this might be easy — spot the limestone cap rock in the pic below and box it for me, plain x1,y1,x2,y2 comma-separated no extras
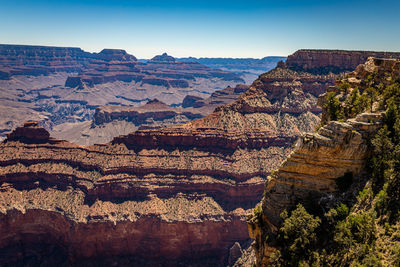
6,122,50,143
150,53,176,62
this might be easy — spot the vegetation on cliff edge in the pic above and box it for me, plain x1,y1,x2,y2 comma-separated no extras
266,68,400,266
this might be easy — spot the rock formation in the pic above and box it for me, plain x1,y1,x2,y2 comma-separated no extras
96,48,138,62
247,57,400,266
182,95,205,108
6,121,50,143
286,49,400,74
150,52,176,62
92,99,203,127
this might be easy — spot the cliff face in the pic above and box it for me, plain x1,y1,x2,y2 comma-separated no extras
0,44,91,76
92,99,203,127
248,57,400,266
0,122,260,265
286,49,400,74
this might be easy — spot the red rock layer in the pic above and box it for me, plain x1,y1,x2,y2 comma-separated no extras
0,44,244,87
286,49,400,74
0,44,91,77
0,124,270,265
92,99,203,126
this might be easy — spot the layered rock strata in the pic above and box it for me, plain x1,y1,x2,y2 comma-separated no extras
248,57,400,266
53,84,250,146
0,44,246,141
92,99,203,127
286,49,400,74
0,123,269,265
259,112,383,228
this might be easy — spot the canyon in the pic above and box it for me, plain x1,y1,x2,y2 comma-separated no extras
1,49,400,266
51,84,250,145
0,44,246,142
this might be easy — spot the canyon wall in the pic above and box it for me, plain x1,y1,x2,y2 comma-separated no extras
286,49,400,74
248,57,400,266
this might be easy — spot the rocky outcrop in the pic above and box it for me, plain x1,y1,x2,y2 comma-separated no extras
182,84,250,109
150,52,176,62
182,95,205,108
92,99,203,127
6,121,50,143
65,76,86,89
259,112,383,227
248,57,400,266
286,49,400,74
96,49,137,62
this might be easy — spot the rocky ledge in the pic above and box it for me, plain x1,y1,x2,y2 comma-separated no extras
92,99,204,127
286,49,400,74
6,122,50,143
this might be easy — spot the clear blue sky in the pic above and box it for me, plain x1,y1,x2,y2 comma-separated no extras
0,0,399,58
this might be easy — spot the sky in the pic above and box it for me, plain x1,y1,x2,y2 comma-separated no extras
0,0,399,58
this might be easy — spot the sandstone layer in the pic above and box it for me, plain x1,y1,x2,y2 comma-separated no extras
286,49,400,74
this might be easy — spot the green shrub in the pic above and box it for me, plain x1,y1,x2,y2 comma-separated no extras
325,92,344,121
336,203,350,219
278,204,321,265
374,188,388,217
